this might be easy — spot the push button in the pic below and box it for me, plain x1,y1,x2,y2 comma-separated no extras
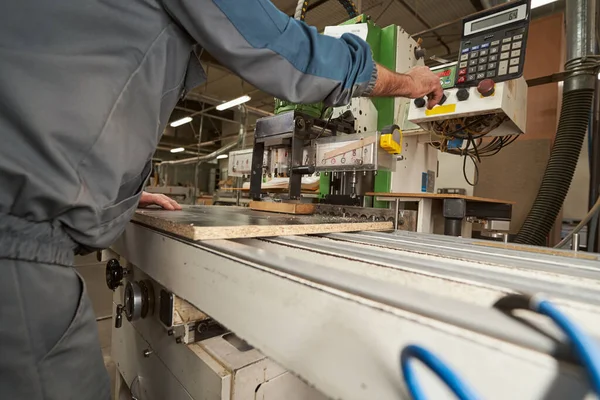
476,72,486,80
486,70,496,78
458,68,467,76
488,62,497,70
490,47,499,54
502,37,512,43
459,61,468,68
468,67,477,74
469,59,478,67
509,66,519,74
477,65,486,72
481,43,490,49
456,88,470,101
501,44,511,52
512,41,522,49
480,49,489,56
479,56,488,64
509,58,520,66
477,79,495,97
467,74,476,82
457,76,466,84
500,52,510,60
498,60,508,76
470,51,479,58
461,54,469,61
489,54,498,62
511,49,521,58
513,34,523,40
491,40,500,46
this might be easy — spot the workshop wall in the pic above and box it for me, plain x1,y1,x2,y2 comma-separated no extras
475,12,565,241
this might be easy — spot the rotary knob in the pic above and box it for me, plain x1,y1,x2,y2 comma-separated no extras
414,97,426,108
477,79,496,97
456,88,470,102
105,259,126,290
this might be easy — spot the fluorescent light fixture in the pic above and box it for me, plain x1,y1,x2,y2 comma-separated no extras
531,0,558,9
170,147,185,153
216,154,229,160
216,95,251,111
170,116,192,127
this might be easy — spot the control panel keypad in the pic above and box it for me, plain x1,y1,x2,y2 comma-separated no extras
455,23,527,87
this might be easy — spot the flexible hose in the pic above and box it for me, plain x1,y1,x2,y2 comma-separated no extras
515,89,595,246
400,345,480,400
293,0,358,21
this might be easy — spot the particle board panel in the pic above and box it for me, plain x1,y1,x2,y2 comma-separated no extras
249,201,316,215
133,206,392,241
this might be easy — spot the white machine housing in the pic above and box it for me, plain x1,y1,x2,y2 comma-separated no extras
407,75,528,136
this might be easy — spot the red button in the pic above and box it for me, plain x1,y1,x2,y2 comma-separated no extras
457,76,466,84
458,68,467,76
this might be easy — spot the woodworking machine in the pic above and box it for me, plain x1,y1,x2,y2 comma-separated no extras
106,211,600,400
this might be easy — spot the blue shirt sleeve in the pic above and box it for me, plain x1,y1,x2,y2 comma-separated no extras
162,0,377,107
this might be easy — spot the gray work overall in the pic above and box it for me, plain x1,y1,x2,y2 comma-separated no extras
0,0,375,397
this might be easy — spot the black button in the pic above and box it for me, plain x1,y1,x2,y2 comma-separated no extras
469,59,478,67
477,65,486,72
480,49,489,56
414,98,426,108
486,70,496,78
489,54,498,62
488,62,497,70
479,57,488,64
470,51,479,58
476,72,486,80
468,67,477,74
490,47,499,54
456,88,470,102
467,74,476,82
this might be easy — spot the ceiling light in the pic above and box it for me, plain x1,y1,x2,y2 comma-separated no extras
170,116,192,127
216,95,251,111
170,147,185,153
216,154,229,159
531,0,558,9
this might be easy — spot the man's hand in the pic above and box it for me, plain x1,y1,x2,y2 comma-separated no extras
370,64,444,109
138,192,182,210
404,66,444,109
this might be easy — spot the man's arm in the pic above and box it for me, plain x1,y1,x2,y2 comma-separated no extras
371,65,443,109
162,0,442,108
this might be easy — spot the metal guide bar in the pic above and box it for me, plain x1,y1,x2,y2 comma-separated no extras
113,223,593,400
259,236,600,308
327,231,600,277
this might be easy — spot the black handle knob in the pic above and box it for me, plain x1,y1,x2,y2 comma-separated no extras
437,93,448,106
456,88,470,102
115,305,124,329
105,259,125,291
414,98,426,108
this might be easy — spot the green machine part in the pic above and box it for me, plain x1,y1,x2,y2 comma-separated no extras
317,16,397,207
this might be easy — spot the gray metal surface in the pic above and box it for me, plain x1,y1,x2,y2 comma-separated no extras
112,223,598,400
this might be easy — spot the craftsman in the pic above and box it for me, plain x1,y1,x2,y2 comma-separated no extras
0,1,443,398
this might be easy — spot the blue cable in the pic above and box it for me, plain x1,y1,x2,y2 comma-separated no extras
400,344,480,400
533,299,600,395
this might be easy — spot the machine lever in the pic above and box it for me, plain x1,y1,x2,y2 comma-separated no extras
291,165,315,175
115,304,124,329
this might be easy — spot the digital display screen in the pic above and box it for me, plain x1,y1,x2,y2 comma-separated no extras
471,9,519,32
436,69,452,78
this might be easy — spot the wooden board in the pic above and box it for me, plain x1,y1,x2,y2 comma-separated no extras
133,206,392,241
367,192,516,205
172,296,209,326
249,201,315,215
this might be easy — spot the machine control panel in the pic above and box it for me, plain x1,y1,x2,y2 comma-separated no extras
456,0,529,87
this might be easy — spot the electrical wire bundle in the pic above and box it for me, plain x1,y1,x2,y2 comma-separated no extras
428,114,517,186
400,295,600,400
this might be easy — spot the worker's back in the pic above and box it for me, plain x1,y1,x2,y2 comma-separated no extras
0,0,202,250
